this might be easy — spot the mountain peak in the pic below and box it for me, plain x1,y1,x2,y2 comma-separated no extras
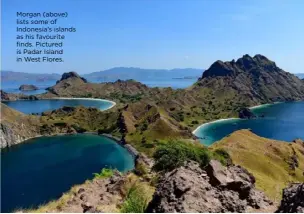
58,71,87,83
202,54,281,79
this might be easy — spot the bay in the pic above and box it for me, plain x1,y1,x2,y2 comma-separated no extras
1,134,134,212
194,102,304,146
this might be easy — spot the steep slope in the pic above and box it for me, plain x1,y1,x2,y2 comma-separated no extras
211,130,304,201
0,103,40,148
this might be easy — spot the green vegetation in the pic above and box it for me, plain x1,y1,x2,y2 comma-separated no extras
120,174,154,213
212,148,232,166
120,184,149,213
153,140,211,172
93,168,114,179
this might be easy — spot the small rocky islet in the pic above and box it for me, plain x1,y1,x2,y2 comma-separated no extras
19,84,39,91
1,54,304,213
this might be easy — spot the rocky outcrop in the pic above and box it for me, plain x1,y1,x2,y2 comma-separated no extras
146,160,273,213
197,54,304,104
276,183,304,213
19,84,38,91
57,71,88,84
239,107,256,119
0,103,78,148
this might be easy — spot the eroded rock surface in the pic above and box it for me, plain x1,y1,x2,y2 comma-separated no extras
276,183,304,213
146,160,273,213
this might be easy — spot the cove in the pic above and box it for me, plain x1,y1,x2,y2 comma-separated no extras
1,134,134,212
194,101,304,146
2,98,115,114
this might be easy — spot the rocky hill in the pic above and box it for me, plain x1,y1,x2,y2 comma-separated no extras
194,54,304,105
19,84,38,91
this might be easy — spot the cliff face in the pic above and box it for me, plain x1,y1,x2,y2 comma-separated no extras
196,54,304,104
0,104,78,149
0,103,41,148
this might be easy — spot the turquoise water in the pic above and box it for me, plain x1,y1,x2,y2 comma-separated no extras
194,102,304,146
1,134,134,212
2,99,114,114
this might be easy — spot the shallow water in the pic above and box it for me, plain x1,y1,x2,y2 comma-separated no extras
1,134,134,212
194,102,304,146
2,98,114,114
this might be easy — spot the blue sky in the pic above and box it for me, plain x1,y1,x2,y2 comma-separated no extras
1,0,304,74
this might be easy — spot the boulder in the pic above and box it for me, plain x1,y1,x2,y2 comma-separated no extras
276,183,304,213
146,160,273,213
19,84,38,91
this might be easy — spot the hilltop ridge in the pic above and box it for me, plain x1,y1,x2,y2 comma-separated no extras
196,54,304,104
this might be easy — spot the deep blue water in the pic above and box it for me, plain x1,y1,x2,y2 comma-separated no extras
1,134,134,212
2,99,114,114
194,102,304,146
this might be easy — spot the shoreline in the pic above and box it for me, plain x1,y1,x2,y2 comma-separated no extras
2,131,138,161
49,97,117,110
192,102,283,136
249,101,282,110
2,97,117,111
192,118,240,135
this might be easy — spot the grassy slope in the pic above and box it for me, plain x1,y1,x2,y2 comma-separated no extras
17,172,154,213
211,129,304,202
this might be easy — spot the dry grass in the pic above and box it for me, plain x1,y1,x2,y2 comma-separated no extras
211,129,304,202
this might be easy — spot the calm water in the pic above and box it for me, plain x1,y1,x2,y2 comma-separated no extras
194,102,304,146
1,134,134,212
1,80,55,95
2,78,197,95
2,99,114,114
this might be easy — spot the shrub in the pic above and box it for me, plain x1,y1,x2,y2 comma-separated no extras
191,120,199,124
120,184,148,213
92,168,114,179
153,140,211,172
212,149,232,166
54,122,67,127
134,162,148,176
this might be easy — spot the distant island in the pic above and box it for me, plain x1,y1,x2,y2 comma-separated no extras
19,84,38,91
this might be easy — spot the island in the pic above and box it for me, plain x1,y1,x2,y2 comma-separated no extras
1,54,304,213
19,84,39,91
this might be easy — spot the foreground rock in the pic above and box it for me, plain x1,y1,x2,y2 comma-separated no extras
276,183,304,213
146,160,274,213
19,84,38,91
